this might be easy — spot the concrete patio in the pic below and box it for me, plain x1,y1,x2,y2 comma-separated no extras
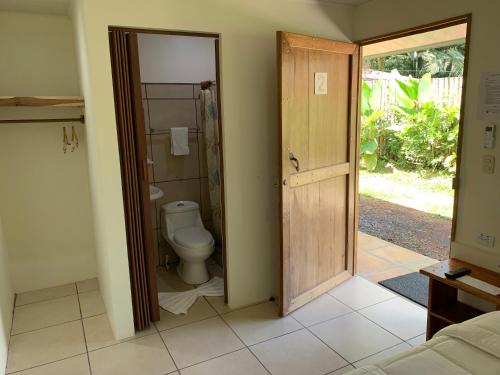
357,232,440,283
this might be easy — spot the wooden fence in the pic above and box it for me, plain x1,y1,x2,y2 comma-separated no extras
364,76,463,113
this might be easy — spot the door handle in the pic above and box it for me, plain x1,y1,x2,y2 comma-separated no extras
289,152,300,172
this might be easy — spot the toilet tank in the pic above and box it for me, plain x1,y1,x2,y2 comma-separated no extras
161,201,203,239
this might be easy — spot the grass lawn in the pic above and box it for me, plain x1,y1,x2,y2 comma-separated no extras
359,169,454,219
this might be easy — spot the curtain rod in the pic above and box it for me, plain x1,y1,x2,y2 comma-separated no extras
0,115,85,124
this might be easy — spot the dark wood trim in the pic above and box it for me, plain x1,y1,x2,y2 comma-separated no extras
356,14,471,46
281,31,357,54
109,30,161,330
351,47,363,276
109,26,219,39
451,14,472,241
213,38,229,304
127,32,160,322
276,31,285,316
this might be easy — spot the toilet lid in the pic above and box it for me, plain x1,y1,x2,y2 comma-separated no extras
174,227,213,248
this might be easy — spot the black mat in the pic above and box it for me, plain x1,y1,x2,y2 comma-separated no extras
379,272,428,307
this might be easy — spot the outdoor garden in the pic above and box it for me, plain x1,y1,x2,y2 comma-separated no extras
359,45,464,260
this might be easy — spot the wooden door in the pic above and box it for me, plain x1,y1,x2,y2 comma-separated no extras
277,32,360,315
109,30,160,329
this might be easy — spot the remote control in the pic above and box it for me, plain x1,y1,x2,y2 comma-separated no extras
445,267,471,279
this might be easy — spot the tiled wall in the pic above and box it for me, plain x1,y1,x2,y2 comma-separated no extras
142,83,223,267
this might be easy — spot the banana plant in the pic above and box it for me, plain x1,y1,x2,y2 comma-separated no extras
392,72,432,115
360,80,384,171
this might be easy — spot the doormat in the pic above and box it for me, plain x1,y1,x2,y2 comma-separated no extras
379,272,428,307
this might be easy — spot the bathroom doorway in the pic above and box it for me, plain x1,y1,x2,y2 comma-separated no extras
109,27,227,330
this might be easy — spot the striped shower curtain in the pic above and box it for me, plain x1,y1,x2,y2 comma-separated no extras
199,87,222,243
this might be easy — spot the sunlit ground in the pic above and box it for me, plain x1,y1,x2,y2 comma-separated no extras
359,170,454,219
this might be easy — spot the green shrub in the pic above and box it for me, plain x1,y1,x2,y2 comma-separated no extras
360,73,459,174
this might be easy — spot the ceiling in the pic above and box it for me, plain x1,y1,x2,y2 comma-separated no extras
320,0,373,4
0,0,374,16
363,23,467,58
0,0,69,15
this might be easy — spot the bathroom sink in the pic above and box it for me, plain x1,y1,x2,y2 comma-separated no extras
149,185,164,201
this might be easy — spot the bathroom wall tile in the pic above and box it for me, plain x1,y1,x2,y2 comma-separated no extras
147,135,154,182
200,178,212,221
151,133,199,182
198,132,208,178
152,229,159,266
146,83,194,99
141,84,146,98
155,179,201,228
195,99,202,130
158,232,178,265
142,99,150,134
150,201,157,230
148,99,197,132
193,84,201,96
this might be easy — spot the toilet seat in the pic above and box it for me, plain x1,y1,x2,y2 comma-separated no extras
174,227,213,249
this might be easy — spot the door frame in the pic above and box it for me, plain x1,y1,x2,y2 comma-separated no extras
109,26,230,312
355,14,472,247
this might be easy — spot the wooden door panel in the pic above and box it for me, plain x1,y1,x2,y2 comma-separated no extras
308,51,350,169
319,176,347,278
284,48,310,175
278,31,359,315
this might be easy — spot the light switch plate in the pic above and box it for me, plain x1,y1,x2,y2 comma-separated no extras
482,154,495,174
476,232,495,248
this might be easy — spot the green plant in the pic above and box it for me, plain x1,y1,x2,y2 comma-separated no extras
391,73,459,172
360,81,384,171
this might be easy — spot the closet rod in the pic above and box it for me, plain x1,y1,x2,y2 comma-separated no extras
0,115,85,124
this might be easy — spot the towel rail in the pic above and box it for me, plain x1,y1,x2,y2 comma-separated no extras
0,115,85,124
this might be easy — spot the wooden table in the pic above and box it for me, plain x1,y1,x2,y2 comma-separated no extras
420,258,500,340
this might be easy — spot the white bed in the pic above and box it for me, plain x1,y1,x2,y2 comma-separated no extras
347,311,500,375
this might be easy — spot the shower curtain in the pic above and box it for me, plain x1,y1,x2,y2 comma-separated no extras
199,86,222,243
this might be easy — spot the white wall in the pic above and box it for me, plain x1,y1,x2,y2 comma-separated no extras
354,0,500,271
0,11,97,292
71,0,354,338
138,34,216,83
0,217,13,375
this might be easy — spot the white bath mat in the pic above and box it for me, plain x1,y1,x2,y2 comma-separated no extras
158,277,224,315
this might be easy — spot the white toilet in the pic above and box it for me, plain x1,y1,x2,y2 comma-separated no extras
161,201,214,284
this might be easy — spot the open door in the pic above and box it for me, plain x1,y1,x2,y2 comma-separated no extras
277,32,360,315
109,30,160,329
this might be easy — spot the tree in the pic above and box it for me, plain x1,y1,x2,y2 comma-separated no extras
366,44,465,78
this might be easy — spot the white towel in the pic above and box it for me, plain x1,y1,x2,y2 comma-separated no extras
158,277,224,315
170,127,189,156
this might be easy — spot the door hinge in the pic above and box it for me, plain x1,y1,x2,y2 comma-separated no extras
452,177,459,190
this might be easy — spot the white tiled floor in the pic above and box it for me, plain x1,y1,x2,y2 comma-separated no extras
6,274,428,374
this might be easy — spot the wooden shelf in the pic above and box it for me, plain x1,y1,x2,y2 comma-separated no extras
421,258,500,340
0,96,84,108
430,301,482,324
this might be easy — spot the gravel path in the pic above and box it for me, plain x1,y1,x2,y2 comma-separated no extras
359,195,452,260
